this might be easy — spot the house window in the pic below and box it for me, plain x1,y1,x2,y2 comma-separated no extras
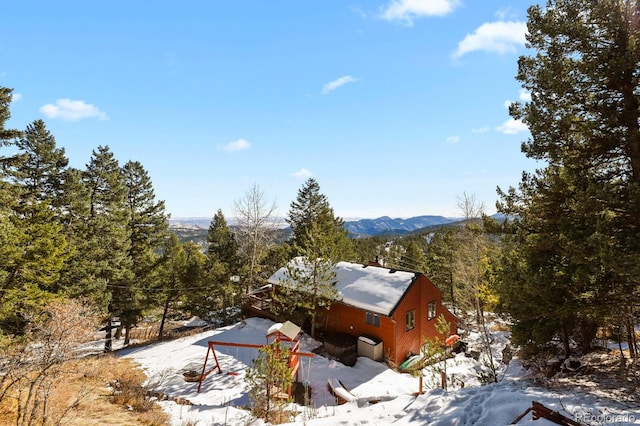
365,312,380,327
405,310,415,331
428,300,437,320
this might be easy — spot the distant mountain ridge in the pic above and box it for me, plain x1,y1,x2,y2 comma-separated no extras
169,215,460,238
343,215,458,237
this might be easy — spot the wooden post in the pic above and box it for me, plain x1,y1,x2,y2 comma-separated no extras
418,375,424,395
441,371,446,390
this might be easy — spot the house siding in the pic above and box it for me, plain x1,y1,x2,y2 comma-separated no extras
391,277,424,363
322,274,458,365
390,275,459,364
323,302,397,363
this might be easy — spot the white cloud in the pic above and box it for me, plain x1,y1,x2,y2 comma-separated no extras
502,91,530,111
291,168,313,179
496,118,528,135
519,89,532,102
446,135,460,144
11,93,22,101
495,7,517,21
221,139,251,152
381,0,460,25
471,127,489,134
40,98,107,121
453,21,527,58
322,76,358,95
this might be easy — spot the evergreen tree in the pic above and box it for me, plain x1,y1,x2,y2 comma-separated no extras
274,221,340,338
0,119,70,333
286,178,353,260
122,160,169,343
0,88,23,315
57,168,104,304
0,201,68,333
425,228,458,307
497,165,603,356
400,240,427,272
244,341,294,423
155,234,194,339
82,146,133,351
497,0,640,357
0,87,22,153
195,210,242,324
12,120,69,210
352,236,387,265
123,160,169,261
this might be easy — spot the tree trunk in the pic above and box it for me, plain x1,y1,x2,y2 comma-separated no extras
104,317,112,352
310,310,316,339
560,322,571,358
158,296,171,340
626,317,637,359
114,323,123,340
579,320,598,354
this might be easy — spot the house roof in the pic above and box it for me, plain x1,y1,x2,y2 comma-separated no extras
267,259,418,316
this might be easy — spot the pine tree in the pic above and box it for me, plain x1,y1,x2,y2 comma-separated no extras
0,119,70,333
244,341,294,423
122,160,169,343
0,88,25,334
123,160,168,262
154,234,204,339
82,146,133,351
286,178,352,260
352,236,387,265
497,0,640,357
497,166,599,356
274,221,340,338
12,120,69,209
425,228,458,307
0,201,69,334
401,240,427,272
195,210,242,324
0,87,22,150
57,168,105,305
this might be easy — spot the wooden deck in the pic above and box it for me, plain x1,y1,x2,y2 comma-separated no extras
244,289,281,322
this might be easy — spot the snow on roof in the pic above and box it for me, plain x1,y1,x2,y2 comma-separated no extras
266,320,301,341
267,259,417,316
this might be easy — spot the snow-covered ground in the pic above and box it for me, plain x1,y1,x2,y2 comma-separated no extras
120,317,640,426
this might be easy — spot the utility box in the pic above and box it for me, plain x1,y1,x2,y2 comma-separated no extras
357,335,383,362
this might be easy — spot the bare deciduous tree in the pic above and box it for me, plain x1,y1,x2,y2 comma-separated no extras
0,299,98,425
454,192,498,383
234,183,278,292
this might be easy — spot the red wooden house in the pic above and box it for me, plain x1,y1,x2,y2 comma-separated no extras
262,260,458,366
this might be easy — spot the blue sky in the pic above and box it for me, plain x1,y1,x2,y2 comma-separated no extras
1,0,541,219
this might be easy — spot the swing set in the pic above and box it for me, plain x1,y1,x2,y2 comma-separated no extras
196,321,315,398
